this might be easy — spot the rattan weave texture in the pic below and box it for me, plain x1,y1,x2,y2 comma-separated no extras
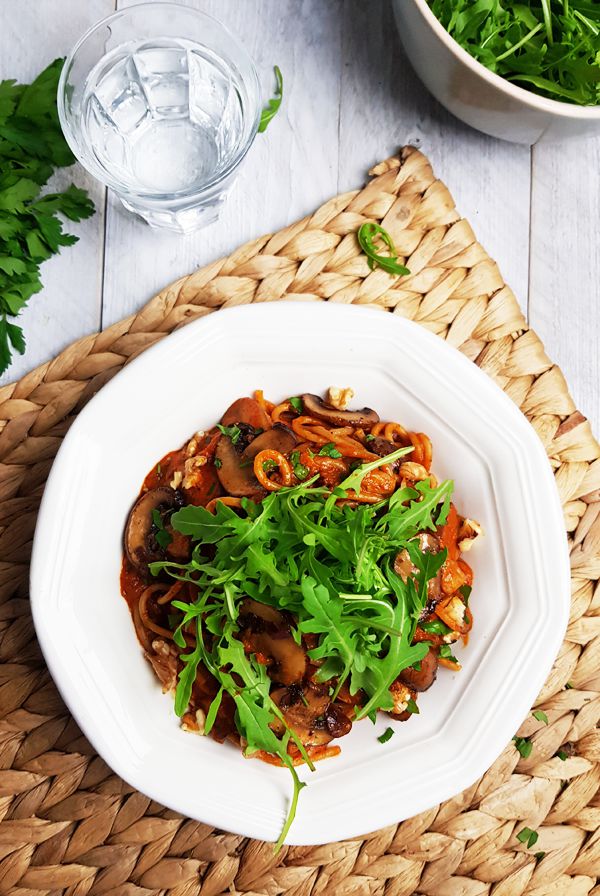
0,147,599,896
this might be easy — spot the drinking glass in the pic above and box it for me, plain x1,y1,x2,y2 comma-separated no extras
58,2,261,232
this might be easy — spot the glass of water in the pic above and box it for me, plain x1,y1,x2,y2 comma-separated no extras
58,2,261,232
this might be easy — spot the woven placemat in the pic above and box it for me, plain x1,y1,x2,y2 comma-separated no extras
0,146,599,896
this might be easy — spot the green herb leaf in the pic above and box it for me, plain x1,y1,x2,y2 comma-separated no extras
357,221,411,277
406,697,420,714
556,749,568,761
427,0,600,106
532,710,549,725
517,827,539,849
289,396,303,413
151,508,172,550
439,644,458,663
0,59,94,374
378,726,394,743
258,65,283,133
216,423,242,445
513,736,533,759
319,442,343,459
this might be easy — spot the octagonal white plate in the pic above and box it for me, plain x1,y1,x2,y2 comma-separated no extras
31,302,570,845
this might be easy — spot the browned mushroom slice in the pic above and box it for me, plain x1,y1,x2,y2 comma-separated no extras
301,393,379,427
399,648,439,692
215,435,263,498
242,423,297,460
239,599,307,685
215,424,298,498
124,487,178,574
220,397,271,431
271,684,333,746
369,436,397,457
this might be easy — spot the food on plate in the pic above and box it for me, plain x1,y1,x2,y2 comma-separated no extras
428,0,600,106
121,389,481,846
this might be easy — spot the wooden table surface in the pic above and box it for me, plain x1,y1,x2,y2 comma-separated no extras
1,0,598,433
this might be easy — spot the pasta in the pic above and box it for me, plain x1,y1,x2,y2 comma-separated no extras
121,389,481,811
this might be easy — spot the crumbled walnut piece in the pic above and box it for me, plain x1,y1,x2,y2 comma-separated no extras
182,454,207,489
458,518,483,552
170,470,183,489
327,386,354,410
182,708,207,735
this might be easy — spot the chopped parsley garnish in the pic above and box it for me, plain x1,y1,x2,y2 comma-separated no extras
378,727,395,743
513,736,533,759
319,442,343,459
439,644,458,663
556,749,568,761
517,827,539,849
149,451,455,849
214,457,222,469
357,222,410,277
151,508,172,550
262,458,277,472
290,450,309,481
216,423,242,445
365,433,376,442
532,710,548,725
289,396,303,414
406,698,420,715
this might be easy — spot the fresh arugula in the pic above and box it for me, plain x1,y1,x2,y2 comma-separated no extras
428,0,600,105
0,59,95,374
357,222,410,277
150,451,454,848
258,65,283,133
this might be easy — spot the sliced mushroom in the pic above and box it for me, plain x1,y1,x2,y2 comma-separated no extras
369,436,397,457
243,423,297,460
221,397,271,431
271,684,332,745
215,425,297,498
301,393,379,427
239,600,307,685
214,436,262,498
125,487,178,574
399,648,438,692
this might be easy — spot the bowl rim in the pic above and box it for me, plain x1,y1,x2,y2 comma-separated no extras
409,0,600,120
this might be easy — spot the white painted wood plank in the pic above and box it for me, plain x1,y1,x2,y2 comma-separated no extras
530,138,600,430
101,0,343,327
0,0,111,386
338,0,531,312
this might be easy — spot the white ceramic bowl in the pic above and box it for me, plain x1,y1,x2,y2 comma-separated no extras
30,303,570,845
393,0,600,144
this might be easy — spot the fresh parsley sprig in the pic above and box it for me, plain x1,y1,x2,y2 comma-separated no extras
357,222,410,277
258,65,283,133
0,58,95,375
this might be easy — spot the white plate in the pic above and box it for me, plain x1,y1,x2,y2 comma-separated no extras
31,302,570,845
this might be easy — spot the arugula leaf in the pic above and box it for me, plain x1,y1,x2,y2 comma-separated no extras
258,65,283,133
154,467,458,847
0,59,94,375
357,222,410,276
428,0,600,105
